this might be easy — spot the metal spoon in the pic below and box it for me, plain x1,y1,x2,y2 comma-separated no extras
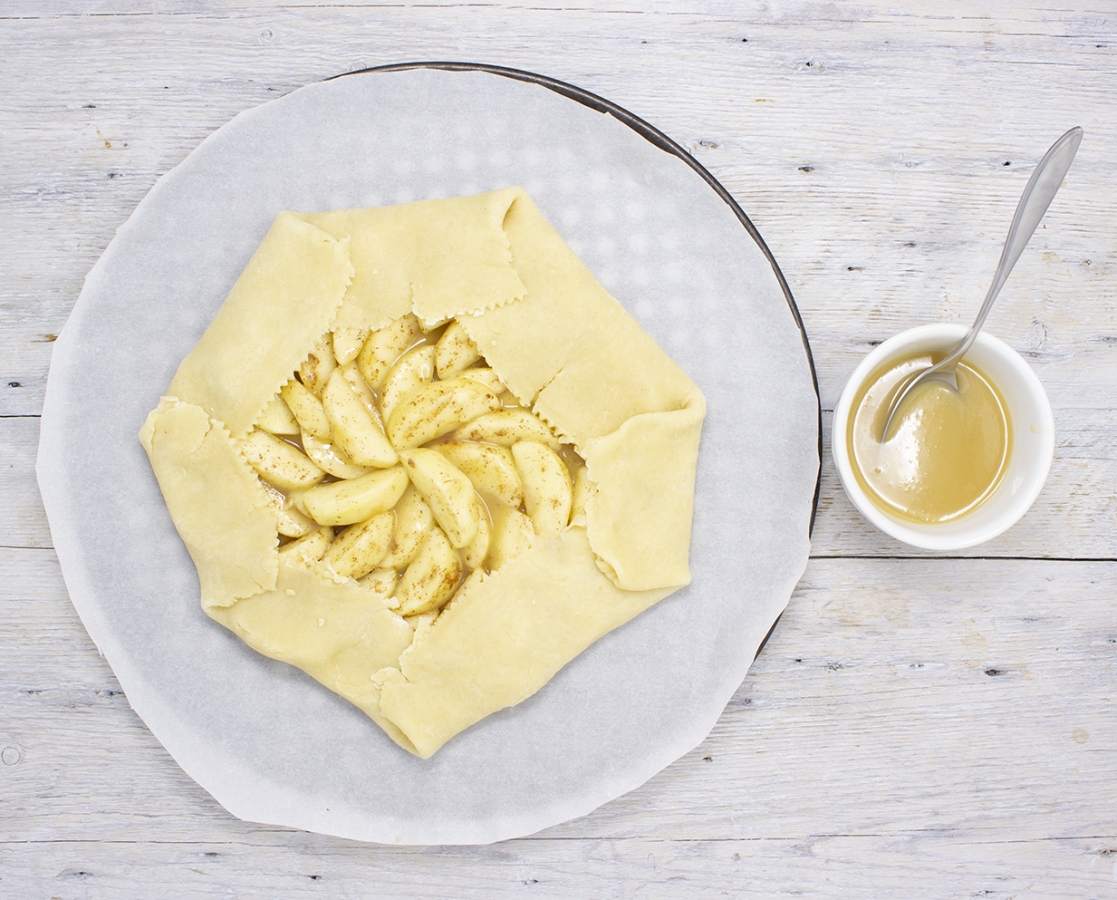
881,126,1083,441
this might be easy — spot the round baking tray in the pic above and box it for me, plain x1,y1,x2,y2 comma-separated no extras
39,63,820,843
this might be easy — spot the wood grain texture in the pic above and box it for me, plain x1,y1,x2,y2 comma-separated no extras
1,2,1115,415
2,836,1115,900
7,407,1116,559
2,556,1115,895
2,1,1115,896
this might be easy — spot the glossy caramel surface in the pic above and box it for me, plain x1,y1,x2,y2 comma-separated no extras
848,352,1011,524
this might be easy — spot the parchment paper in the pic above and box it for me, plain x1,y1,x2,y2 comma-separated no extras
37,66,819,844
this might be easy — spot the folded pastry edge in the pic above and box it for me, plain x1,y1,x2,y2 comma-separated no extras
140,397,279,610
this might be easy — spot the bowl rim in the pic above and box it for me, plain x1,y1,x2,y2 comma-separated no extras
831,323,1054,551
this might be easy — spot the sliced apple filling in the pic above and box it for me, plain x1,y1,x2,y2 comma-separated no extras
242,314,584,626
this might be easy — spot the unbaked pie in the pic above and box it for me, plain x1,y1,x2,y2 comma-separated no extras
140,188,705,757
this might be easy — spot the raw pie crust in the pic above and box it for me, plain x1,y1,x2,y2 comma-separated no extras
140,188,706,758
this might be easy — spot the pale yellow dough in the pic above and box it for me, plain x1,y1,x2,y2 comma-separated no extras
141,188,706,758
167,211,355,441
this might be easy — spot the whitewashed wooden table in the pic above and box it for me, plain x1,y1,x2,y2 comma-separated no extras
3,2,1115,897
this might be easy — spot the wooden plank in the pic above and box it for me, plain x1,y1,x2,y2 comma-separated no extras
1,834,1114,899
1,4,1114,413
0,547,61,601
10,406,1116,558
3,559,1114,849
0,418,51,550
811,406,1117,559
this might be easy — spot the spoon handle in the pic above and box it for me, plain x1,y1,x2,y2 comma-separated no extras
940,126,1083,369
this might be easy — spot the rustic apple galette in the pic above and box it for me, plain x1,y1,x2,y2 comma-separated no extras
140,188,705,758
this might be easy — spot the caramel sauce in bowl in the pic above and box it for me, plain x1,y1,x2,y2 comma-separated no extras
832,325,1053,550
849,352,1011,524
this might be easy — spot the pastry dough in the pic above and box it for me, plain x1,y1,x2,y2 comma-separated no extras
141,188,706,758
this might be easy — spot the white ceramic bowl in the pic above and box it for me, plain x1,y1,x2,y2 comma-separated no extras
832,324,1054,550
